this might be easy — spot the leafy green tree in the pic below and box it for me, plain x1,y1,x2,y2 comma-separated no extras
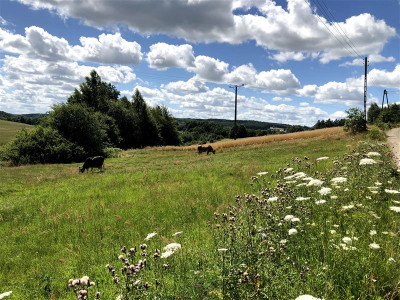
343,108,367,133
367,103,381,124
150,105,181,146
286,125,305,133
48,103,106,156
132,89,160,147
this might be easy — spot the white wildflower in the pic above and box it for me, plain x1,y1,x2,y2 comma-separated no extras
116,295,122,300
286,206,292,209
291,217,301,223
133,280,141,286
375,181,382,186
257,171,268,176
217,248,228,252
369,243,380,249
145,232,157,241
331,177,347,184
333,224,339,228
330,230,336,234
284,175,295,180
161,250,174,258
307,179,324,187
316,157,329,161
342,237,352,244
284,215,295,221
315,200,326,205
280,239,287,244
385,189,400,194
284,168,294,173
388,257,396,262
161,243,181,258
389,206,400,213
302,177,314,181
80,276,89,286
368,186,379,190
172,231,182,236
344,188,349,192
393,200,400,204
342,204,355,211
367,152,381,157
288,228,298,235
331,195,338,200
286,180,297,184
267,196,278,202
318,187,332,195
0,291,12,299
369,230,377,236
296,196,310,201
359,158,377,165
294,172,307,179
295,295,323,300
371,191,378,194
382,231,389,235
296,183,307,187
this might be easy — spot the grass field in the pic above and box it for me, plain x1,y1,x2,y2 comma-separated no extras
0,128,399,299
0,119,33,146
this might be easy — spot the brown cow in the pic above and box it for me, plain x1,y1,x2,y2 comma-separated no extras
198,145,216,155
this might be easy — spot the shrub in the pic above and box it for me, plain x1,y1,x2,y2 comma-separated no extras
0,126,84,165
103,147,123,158
343,108,367,133
367,126,386,141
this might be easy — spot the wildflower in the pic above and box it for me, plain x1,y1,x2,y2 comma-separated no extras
318,187,331,195
284,168,294,173
284,175,295,180
359,158,377,165
375,181,382,186
315,200,326,205
0,291,12,299
217,248,228,252
330,230,336,234
288,228,298,236
307,179,324,187
342,237,352,244
388,257,396,262
133,280,141,286
140,244,147,250
295,295,323,300
161,243,181,258
118,255,124,260
280,239,287,244
394,200,400,204
291,217,300,223
331,195,338,199
369,230,377,236
80,276,89,286
390,206,400,213
342,204,354,211
369,243,380,249
296,183,307,187
331,177,347,184
172,231,182,236
284,215,295,221
385,189,400,194
295,196,310,201
316,157,329,161
368,186,379,190
144,232,157,241
367,152,381,157
333,224,339,228
294,172,307,178
267,196,278,202
302,177,314,181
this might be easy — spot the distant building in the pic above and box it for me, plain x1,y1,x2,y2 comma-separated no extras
270,127,285,133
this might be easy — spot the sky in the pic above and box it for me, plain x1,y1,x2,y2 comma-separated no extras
0,0,399,126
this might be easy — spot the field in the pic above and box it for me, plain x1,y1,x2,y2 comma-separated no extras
0,127,399,299
0,120,33,145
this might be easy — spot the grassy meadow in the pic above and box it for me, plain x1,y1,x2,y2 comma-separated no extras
0,120,33,146
0,127,399,299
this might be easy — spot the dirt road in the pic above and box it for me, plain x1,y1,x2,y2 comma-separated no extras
387,128,400,169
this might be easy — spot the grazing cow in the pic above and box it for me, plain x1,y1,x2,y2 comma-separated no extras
79,156,105,173
197,145,216,155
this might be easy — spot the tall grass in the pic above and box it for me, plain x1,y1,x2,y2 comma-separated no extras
0,120,33,146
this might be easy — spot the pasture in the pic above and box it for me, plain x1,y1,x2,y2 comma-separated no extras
0,128,399,299
0,120,33,146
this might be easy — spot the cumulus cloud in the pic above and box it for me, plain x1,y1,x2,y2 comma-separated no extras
146,43,195,70
272,96,292,102
340,54,395,67
15,0,396,62
189,55,230,82
162,77,209,94
369,64,400,89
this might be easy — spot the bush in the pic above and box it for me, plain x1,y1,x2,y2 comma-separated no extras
103,147,123,158
343,108,367,133
0,127,84,165
367,126,386,141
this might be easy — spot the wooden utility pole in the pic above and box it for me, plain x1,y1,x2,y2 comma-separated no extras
229,84,244,140
382,89,389,109
363,57,368,121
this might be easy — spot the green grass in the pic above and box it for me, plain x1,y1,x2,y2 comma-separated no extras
1,131,398,299
0,119,33,146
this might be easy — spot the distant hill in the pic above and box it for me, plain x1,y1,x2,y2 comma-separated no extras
175,118,293,130
0,119,33,146
0,110,46,125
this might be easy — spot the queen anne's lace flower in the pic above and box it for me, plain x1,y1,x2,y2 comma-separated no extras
367,152,381,157
331,177,347,184
369,243,380,249
145,232,157,241
359,158,377,165
295,295,323,300
389,206,400,213
288,228,298,236
318,187,331,195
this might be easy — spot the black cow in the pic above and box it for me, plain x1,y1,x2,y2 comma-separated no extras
197,145,216,155
79,156,105,173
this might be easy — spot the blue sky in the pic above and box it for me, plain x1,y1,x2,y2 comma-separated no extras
0,0,399,126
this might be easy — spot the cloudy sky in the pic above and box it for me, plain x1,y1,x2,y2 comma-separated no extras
0,0,399,126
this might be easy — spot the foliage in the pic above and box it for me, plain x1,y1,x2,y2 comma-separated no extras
367,126,386,141
367,103,381,124
103,147,123,158
343,108,367,133
150,105,181,146
286,125,307,133
230,124,248,139
0,126,84,165
376,104,400,124
312,118,345,130
178,120,229,144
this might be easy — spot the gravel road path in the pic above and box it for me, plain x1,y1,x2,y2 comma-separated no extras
387,128,400,169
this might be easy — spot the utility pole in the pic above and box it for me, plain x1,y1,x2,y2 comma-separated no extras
363,57,368,121
382,89,389,109
229,84,244,140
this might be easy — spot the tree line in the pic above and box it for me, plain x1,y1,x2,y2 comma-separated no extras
0,71,180,165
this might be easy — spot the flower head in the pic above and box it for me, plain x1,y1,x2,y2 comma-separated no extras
369,243,380,249
318,187,331,195
288,228,298,236
316,157,329,161
367,152,381,157
0,291,12,299
359,158,377,165
144,232,157,241
331,177,347,184
307,179,324,187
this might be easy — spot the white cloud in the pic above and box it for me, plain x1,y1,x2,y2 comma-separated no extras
269,51,309,63
330,111,346,119
189,55,229,82
254,69,300,94
146,43,195,70
369,64,400,89
340,54,395,67
272,96,292,102
15,0,396,62
162,77,209,94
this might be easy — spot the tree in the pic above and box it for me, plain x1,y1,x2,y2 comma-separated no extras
150,105,181,146
343,108,367,133
367,103,381,124
132,89,160,147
